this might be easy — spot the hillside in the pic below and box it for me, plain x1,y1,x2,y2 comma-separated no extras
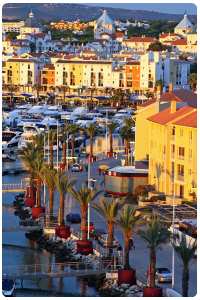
2,3,197,23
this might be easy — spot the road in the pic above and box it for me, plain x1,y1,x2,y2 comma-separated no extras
67,156,197,297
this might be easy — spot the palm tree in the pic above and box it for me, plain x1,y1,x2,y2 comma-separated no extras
32,151,45,207
42,165,57,218
85,124,98,162
48,129,57,169
172,235,196,297
117,205,140,269
68,124,80,160
107,122,118,157
54,171,74,225
139,215,170,288
93,198,120,255
21,144,38,199
70,186,101,240
120,123,134,166
60,123,70,169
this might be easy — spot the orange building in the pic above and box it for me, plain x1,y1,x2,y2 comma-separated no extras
125,61,140,92
41,64,55,91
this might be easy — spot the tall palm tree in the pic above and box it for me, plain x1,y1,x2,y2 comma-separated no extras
42,165,57,218
172,235,196,297
21,143,38,199
60,123,70,169
117,205,140,269
139,215,170,288
70,186,101,240
120,123,134,166
107,122,118,157
93,198,120,255
54,171,74,225
68,124,80,160
32,151,45,207
85,124,98,162
48,129,57,169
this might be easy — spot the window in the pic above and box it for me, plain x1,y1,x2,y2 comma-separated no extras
189,149,192,159
177,164,184,176
180,128,183,136
171,162,175,178
178,147,185,158
172,126,175,136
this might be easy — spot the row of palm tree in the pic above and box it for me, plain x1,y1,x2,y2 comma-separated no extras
93,198,196,296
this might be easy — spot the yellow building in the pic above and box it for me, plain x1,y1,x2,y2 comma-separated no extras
5,60,20,85
147,100,197,201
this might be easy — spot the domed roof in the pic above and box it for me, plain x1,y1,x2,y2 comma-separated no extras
97,10,114,26
175,14,194,30
24,10,41,28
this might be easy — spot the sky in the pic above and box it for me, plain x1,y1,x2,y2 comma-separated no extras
87,3,197,15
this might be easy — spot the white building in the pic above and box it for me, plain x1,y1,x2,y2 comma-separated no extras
3,21,25,33
20,11,42,35
174,13,194,36
94,10,115,40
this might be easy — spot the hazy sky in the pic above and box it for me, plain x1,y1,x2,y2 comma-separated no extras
87,3,197,14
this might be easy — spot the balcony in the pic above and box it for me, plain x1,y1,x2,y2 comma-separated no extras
176,175,184,182
178,155,184,160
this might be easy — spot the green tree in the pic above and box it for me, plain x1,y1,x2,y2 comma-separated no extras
117,205,140,269
70,186,101,240
139,215,170,288
85,124,98,161
54,171,74,225
107,121,118,156
172,235,196,297
93,198,120,255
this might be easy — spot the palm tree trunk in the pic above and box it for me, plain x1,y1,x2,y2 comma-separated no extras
49,188,54,217
125,139,129,166
107,221,114,256
182,265,189,297
50,143,54,169
81,205,87,240
124,236,130,269
71,136,75,159
36,178,41,207
149,248,156,288
62,141,66,168
109,132,113,155
90,136,93,161
59,194,65,225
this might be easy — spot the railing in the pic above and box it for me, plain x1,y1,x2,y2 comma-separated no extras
3,261,122,280
2,179,29,192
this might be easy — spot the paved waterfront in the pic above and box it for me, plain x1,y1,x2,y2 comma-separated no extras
2,155,197,296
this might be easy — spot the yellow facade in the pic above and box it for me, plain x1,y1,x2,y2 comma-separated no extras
148,110,197,201
5,61,20,85
135,101,159,161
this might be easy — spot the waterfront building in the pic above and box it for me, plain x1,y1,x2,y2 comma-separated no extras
55,59,113,91
40,64,55,91
5,58,41,89
94,10,115,40
146,90,197,200
125,61,140,92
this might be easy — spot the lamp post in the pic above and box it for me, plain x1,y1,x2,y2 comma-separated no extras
56,120,59,170
87,155,91,240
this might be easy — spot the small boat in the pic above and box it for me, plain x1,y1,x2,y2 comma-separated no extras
2,278,15,296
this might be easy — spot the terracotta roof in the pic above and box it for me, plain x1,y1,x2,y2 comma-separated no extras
126,61,140,65
172,111,197,128
160,89,197,108
148,105,194,125
160,33,179,38
127,36,156,43
7,58,37,63
171,39,187,45
43,64,55,70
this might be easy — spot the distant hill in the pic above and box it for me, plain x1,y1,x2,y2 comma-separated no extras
2,3,197,23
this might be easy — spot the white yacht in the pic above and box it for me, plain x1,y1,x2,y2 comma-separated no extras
18,124,41,150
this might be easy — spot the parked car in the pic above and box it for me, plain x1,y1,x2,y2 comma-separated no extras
66,213,81,224
156,268,172,283
71,163,83,172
